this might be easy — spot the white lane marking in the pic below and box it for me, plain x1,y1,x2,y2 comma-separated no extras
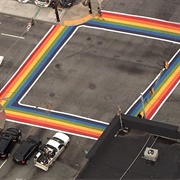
0,159,7,169
1,33,25,39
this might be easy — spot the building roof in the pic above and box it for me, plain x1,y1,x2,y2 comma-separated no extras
76,115,180,179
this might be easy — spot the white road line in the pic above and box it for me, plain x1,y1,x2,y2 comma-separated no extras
0,159,7,169
1,33,25,39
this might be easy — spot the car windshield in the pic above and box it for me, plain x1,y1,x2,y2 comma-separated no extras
52,137,64,144
46,144,57,152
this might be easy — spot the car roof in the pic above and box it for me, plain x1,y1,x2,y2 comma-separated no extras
5,128,19,134
2,128,19,137
13,136,40,159
26,135,40,143
53,132,70,143
2,131,16,137
13,141,35,158
0,137,12,153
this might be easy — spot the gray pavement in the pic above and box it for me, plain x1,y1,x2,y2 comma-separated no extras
0,0,102,25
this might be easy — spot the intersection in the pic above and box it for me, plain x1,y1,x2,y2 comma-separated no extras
0,11,179,139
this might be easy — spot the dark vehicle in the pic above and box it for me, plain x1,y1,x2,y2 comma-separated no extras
0,128,21,158
13,135,41,164
59,0,75,8
34,0,75,8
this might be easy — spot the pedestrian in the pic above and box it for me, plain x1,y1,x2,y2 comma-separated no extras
97,7,104,20
26,18,34,31
30,18,35,26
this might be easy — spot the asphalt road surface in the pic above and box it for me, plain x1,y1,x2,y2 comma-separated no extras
21,26,179,122
0,14,52,88
0,14,95,180
103,0,180,23
0,0,180,179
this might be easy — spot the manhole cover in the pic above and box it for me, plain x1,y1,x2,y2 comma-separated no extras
49,93,55,97
55,63,61,69
88,83,96,90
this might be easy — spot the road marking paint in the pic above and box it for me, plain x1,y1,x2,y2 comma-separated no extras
0,159,7,169
1,33,25,39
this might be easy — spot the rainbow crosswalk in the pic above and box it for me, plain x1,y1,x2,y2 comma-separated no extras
126,50,180,119
0,11,180,139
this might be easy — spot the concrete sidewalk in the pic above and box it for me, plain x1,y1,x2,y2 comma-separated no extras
0,0,102,26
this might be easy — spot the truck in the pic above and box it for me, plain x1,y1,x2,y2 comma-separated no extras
34,132,70,171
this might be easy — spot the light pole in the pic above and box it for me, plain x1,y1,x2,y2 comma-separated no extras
116,105,129,136
54,0,60,22
0,97,10,112
88,0,92,14
117,105,123,129
0,97,9,130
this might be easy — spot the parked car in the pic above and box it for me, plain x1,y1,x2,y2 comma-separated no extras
59,0,75,8
13,135,41,164
0,128,21,158
34,0,51,8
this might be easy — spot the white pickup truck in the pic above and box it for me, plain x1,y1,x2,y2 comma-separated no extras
34,132,70,171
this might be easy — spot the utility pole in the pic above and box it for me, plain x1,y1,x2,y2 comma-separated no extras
140,92,146,118
0,97,9,131
117,105,123,129
88,0,92,14
115,105,129,136
54,0,60,22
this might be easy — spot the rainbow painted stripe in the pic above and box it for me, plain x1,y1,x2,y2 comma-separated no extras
86,11,180,43
0,11,180,139
126,50,180,119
